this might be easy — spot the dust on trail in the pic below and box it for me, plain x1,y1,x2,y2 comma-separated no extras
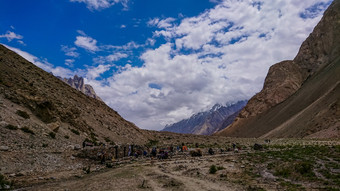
22,153,246,191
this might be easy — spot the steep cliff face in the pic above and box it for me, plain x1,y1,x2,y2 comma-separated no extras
162,101,247,135
57,75,102,101
217,1,340,138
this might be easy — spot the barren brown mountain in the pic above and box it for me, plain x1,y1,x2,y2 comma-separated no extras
216,0,340,138
0,44,152,145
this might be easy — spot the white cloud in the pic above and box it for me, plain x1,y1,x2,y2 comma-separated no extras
86,64,113,80
70,0,128,11
75,35,99,52
61,45,80,57
65,59,75,67
148,17,176,29
0,31,23,42
83,0,331,131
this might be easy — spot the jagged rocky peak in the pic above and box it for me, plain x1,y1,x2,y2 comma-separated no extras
162,100,247,135
57,75,102,101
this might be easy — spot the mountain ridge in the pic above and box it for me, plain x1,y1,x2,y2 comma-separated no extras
216,0,340,138
162,100,247,135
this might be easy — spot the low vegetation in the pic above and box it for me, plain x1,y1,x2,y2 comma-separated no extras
70,128,80,135
20,126,34,135
243,144,340,190
4,124,18,130
15,110,30,119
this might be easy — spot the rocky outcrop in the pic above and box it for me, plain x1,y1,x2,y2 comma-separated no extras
162,101,247,135
57,75,102,101
217,0,340,138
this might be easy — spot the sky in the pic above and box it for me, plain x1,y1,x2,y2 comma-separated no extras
0,0,332,130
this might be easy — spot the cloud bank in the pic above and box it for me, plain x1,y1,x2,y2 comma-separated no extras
7,0,332,131
85,0,331,130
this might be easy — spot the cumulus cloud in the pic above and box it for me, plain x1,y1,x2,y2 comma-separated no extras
83,0,331,131
74,33,99,52
147,17,176,29
61,45,80,58
0,31,23,42
70,0,129,11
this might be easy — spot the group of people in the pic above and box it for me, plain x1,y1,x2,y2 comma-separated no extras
90,142,250,164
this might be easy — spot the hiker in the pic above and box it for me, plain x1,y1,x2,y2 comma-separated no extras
182,143,188,152
208,148,214,155
128,145,131,156
151,147,157,158
82,140,86,148
232,143,236,150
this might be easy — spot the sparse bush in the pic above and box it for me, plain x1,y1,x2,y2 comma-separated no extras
83,166,91,174
146,139,159,147
42,143,48,148
53,127,59,132
209,165,217,174
295,161,315,177
0,173,12,190
217,166,225,170
49,132,56,139
106,163,113,168
16,110,30,119
247,186,265,191
104,137,111,143
71,129,80,135
4,124,18,130
20,126,35,135
274,166,292,178
64,135,69,139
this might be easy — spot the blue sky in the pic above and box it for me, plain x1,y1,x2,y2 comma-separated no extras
0,0,332,130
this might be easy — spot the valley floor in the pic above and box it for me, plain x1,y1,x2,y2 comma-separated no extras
11,139,340,191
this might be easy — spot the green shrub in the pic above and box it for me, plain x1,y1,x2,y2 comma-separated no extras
4,124,18,130
20,127,35,135
274,166,292,178
71,129,80,135
49,132,56,139
295,162,315,177
104,137,111,143
16,110,30,119
53,127,59,132
0,173,12,189
209,165,217,174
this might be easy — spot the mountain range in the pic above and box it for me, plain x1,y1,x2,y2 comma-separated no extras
216,0,340,138
162,100,247,135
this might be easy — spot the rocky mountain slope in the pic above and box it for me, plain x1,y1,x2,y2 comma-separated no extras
216,0,340,138
57,75,102,101
162,101,247,135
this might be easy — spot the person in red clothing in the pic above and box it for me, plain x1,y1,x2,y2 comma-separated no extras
182,143,188,152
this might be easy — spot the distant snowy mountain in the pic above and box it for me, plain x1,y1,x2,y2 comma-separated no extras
162,100,247,135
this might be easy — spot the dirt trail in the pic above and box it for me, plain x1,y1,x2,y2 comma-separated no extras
21,153,246,191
